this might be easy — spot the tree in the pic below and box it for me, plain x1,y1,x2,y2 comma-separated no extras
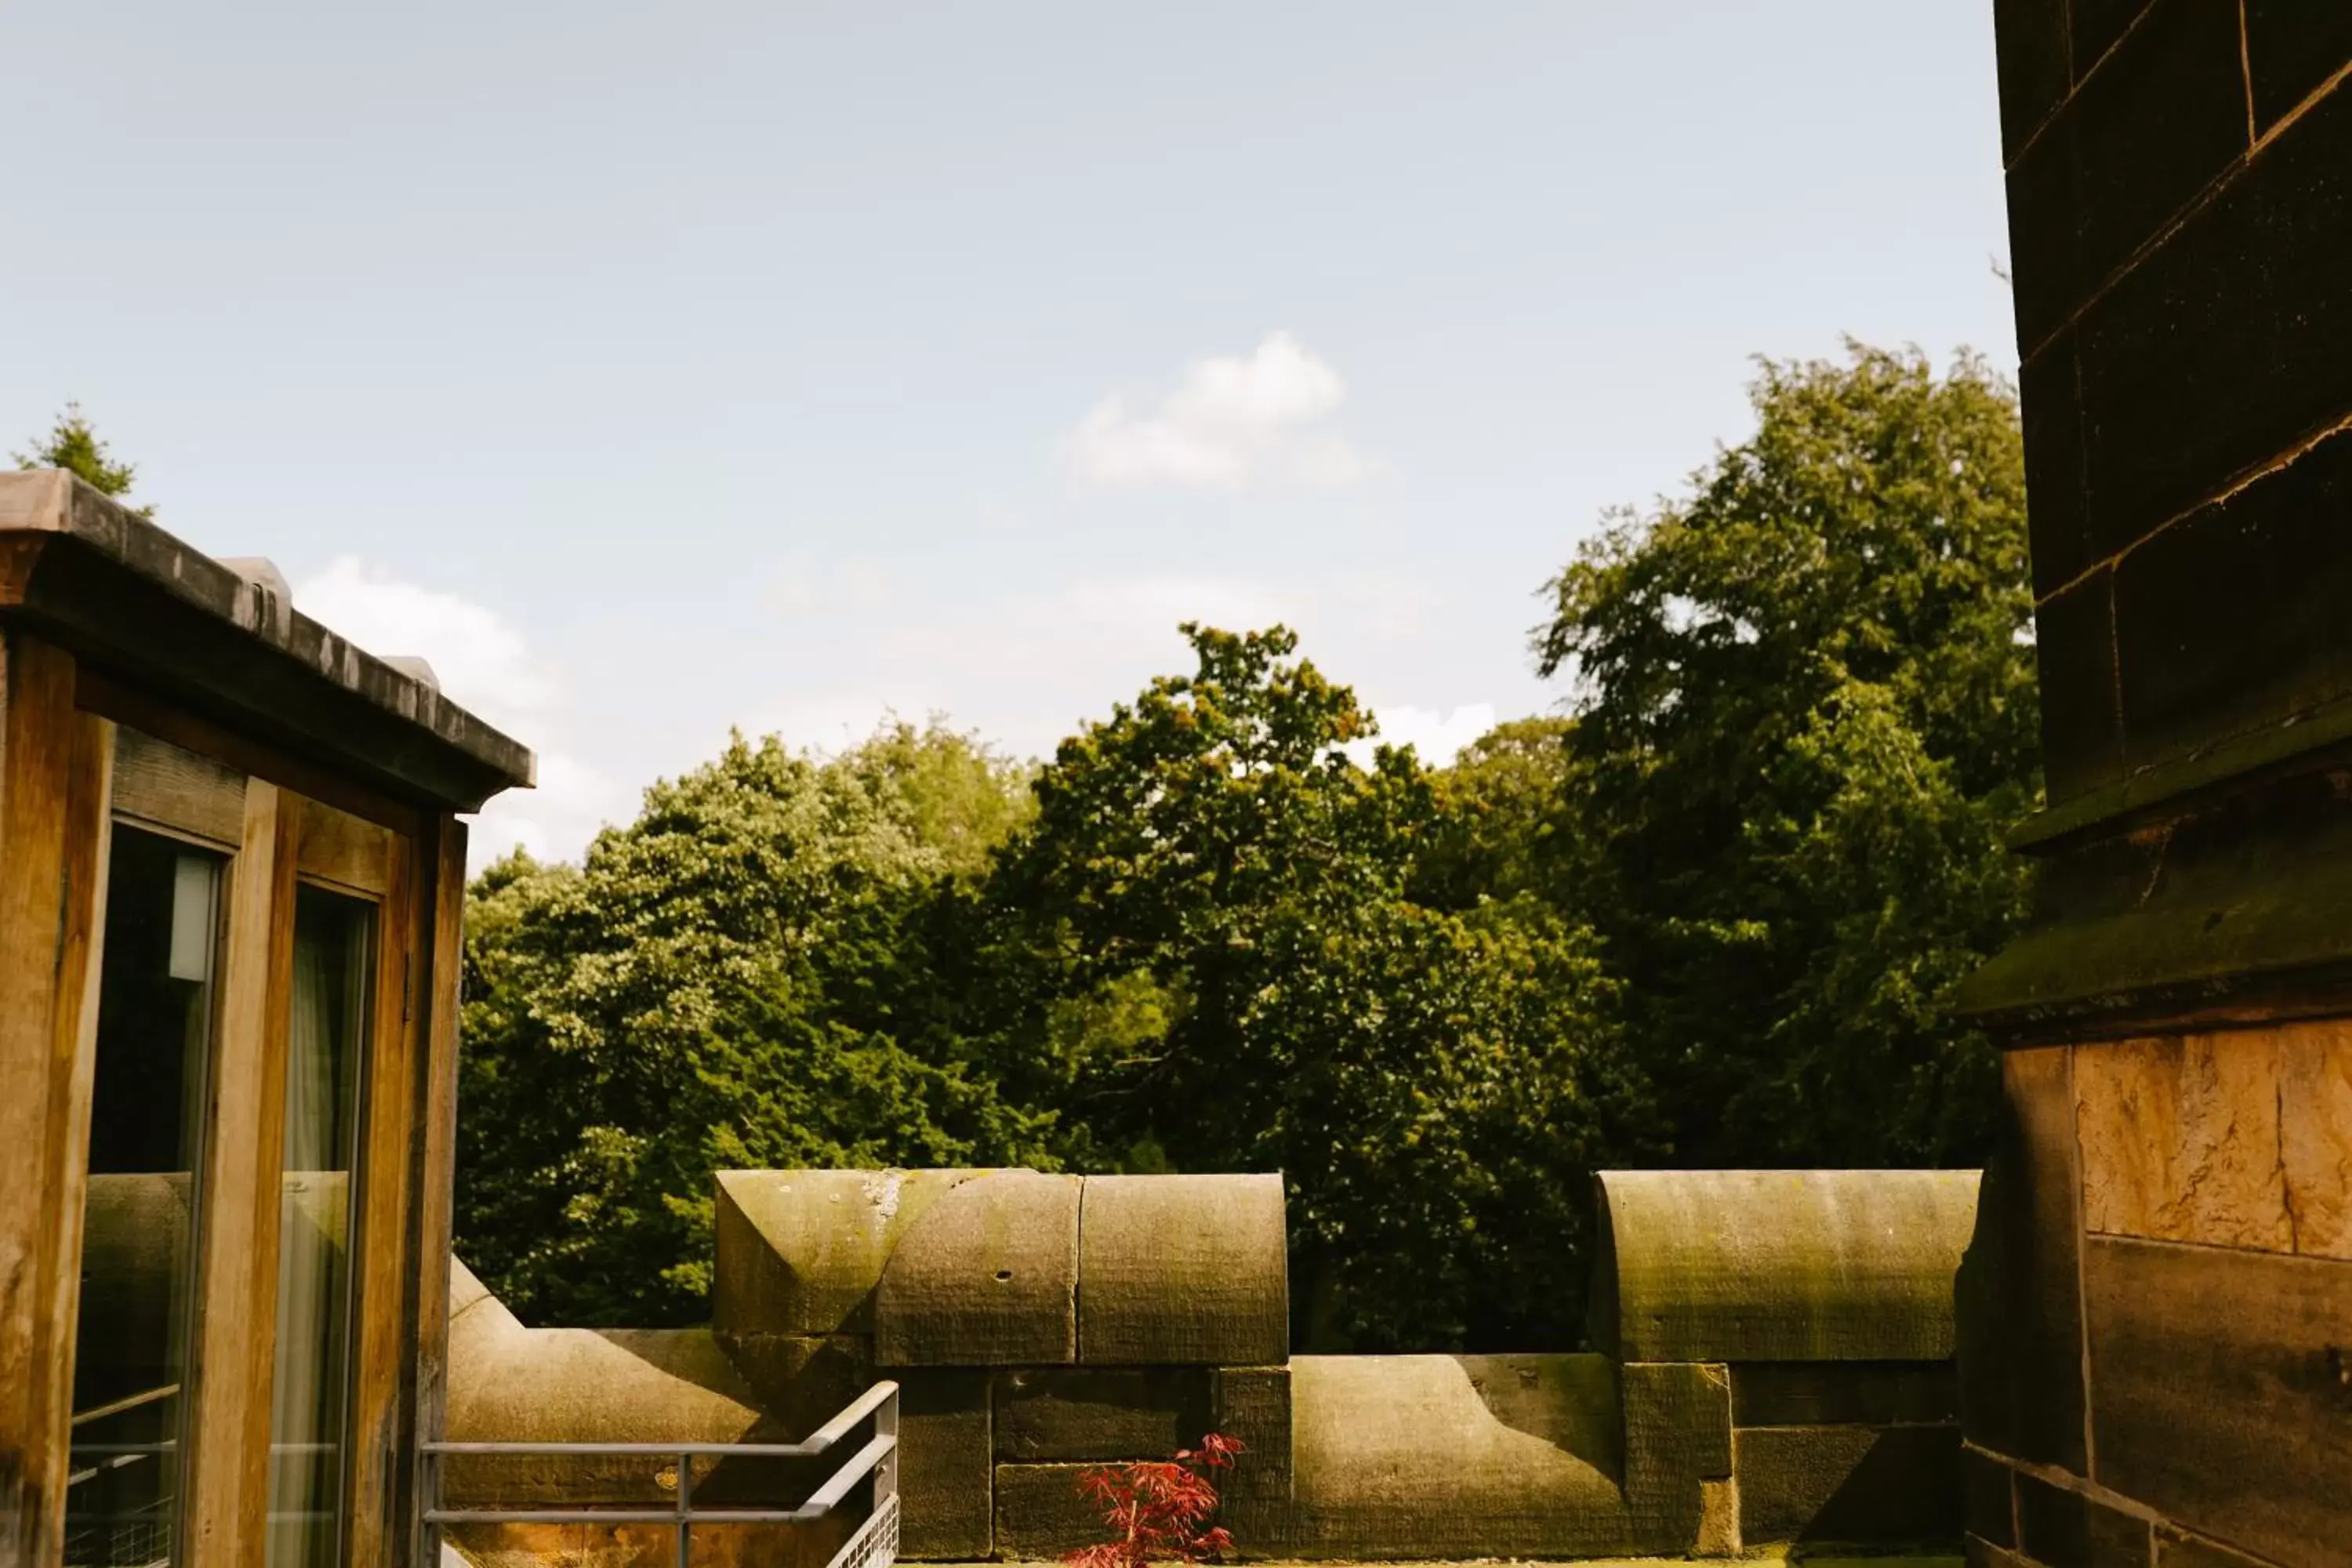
15,402,152,516
455,720,1054,1326
1533,342,2038,1169
989,626,1646,1351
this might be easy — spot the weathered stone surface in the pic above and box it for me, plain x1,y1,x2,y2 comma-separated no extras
2077,1035,2293,1252
1735,1425,1962,1547
1282,1354,1634,1559
1969,1533,2034,1568
875,1171,1080,1367
992,1462,1120,1560
1623,1360,1734,1553
2244,0,2352,132
2034,566,2124,803
2111,423,2352,781
1958,1047,2088,1474
1076,1173,1288,1366
993,1367,1212,1461
1211,1365,1295,1503
0,470,534,810
2278,1020,2352,1259
1730,1361,1958,1428
2074,74,2352,563
713,1168,990,1338
2085,1233,2352,1565
2159,1525,2285,1566
895,1369,993,1560
2014,1468,2152,1568
716,1333,873,1439
1592,1170,1980,1363
1965,1447,2016,1549
445,1315,769,1505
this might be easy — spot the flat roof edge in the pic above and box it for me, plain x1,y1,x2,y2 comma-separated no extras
0,470,537,806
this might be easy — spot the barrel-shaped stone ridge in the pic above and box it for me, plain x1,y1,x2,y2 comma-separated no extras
1076,1172,1288,1366
713,1166,1000,1338
874,1169,1083,1367
1589,1168,1981,1362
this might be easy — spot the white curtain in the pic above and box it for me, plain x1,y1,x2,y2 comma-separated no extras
269,904,362,1568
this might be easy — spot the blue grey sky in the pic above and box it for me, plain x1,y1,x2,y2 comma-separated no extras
3,2,2017,863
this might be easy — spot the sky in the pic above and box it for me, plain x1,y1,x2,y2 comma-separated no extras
2,2,2019,867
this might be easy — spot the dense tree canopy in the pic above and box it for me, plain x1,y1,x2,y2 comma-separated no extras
452,339,2041,1345
1533,343,2038,1167
56,338,2039,1348
981,626,1642,1350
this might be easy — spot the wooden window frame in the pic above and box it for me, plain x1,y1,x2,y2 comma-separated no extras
0,633,461,1568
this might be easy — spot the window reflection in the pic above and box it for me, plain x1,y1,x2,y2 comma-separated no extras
266,886,373,1568
67,826,223,1568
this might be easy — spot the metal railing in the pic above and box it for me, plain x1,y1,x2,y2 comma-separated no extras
420,1378,899,1568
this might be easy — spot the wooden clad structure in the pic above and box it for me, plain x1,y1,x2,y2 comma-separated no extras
0,471,532,1568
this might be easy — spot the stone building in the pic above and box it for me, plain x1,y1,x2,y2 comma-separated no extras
1957,7,2352,1567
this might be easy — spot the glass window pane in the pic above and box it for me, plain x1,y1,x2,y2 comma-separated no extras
68,825,225,1568
266,886,373,1568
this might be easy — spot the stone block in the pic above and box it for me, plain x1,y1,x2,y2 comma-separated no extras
2159,1526,2281,1566
2069,0,2249,318
1282,1353,1632,1559
2077,1035,2293,1252
1734,1425,1962,1547
1965,1446,2017,1549
716,1333,873,1439
2113,423,2352,777
894,1369,993,1560
1211,1365,1294,1503
1957,1046,2089,1475
444,1323,770,1505
1991,0,2071,159
2015,1468,2152,1567
993,1462,1116,1560
2034,568,2124,804
712,1168,990,1338
1623,1360,1734,1553
2020,333,2091,599
1591,1170,1980,1363
2278,1019,2352,1260
2085,1233,2352,1565
2076,76,2352,560
1730,1361,1958,1428
993,1367,1212,1461
2071,0,2147,67
2244,0,2352,132
874,1170,1080,1367
1075,1173,1288,1366
1970,1532,2036,1568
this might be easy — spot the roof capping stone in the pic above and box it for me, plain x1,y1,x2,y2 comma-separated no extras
0,469,535,812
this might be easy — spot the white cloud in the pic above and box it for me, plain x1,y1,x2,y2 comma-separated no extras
1066,332,1372,491
1359,702,1499,767
295,557,629,869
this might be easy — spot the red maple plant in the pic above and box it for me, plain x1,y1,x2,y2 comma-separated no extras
1062,1432,1245,1568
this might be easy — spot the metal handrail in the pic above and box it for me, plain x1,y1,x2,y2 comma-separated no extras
419,1378,899,1568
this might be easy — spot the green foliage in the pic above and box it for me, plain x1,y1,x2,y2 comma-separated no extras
453,336,2041,1351
456,720,1054,1326
1533,342,2039,1167
14,402,152,517
988,626,1644,1350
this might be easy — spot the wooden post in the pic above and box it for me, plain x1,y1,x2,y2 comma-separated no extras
185,782,301,1568
0,633,113,1566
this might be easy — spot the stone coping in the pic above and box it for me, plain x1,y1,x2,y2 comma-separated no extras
0,470,534,810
